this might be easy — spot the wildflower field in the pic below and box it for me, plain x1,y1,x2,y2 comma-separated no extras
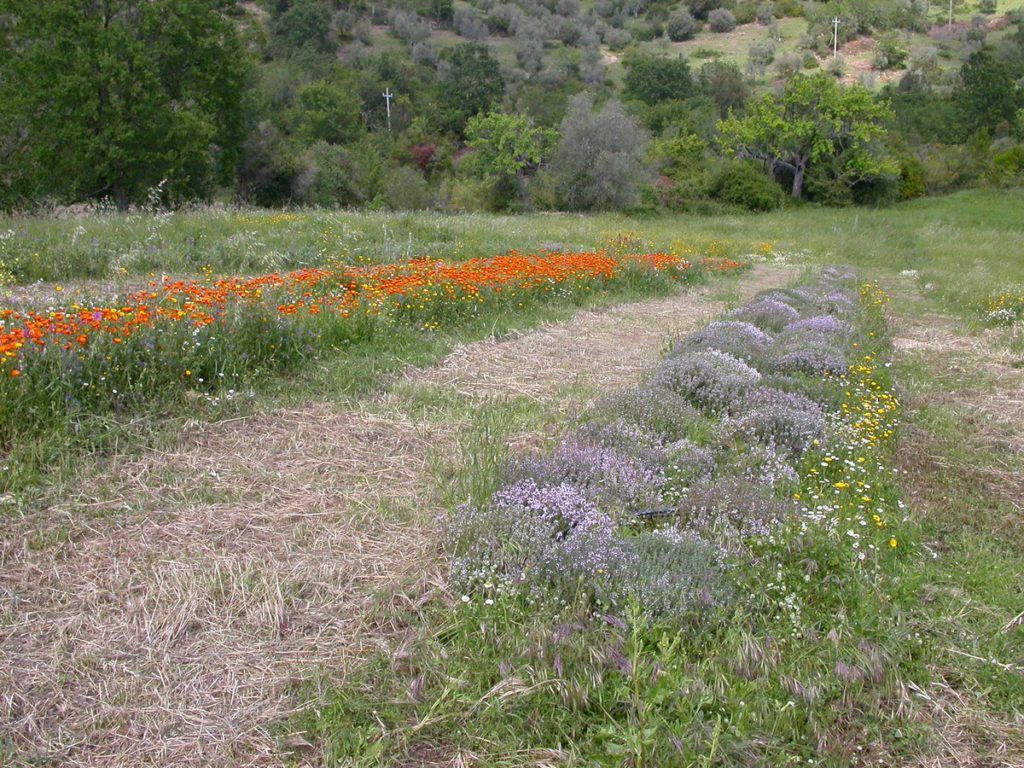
1,193,1022,767
0,242,746,489
301,267,938,764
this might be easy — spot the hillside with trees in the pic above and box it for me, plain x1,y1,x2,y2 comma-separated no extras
1,0,1022,212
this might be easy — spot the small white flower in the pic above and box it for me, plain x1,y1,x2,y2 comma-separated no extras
460,595,470,603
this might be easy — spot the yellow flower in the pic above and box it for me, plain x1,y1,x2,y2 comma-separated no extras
889,538,898,549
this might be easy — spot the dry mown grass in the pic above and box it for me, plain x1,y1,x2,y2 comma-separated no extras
0,264,794,767
1,407,449,766
890,289,1024,768
413,265,795,410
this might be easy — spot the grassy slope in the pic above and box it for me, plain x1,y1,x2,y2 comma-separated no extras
5,189,1022,318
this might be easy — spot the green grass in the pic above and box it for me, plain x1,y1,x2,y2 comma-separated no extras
284,264,1023,766
644,17,807,70
4,189,1022,320
2,194,1022,765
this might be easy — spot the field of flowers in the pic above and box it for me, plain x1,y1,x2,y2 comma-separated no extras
449,268,902,622
304,267,919,764
0,247,743,477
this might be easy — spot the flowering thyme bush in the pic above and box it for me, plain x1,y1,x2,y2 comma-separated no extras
448,479,621,588
652,348,762,413
574,418,666,462
450,268,903,624
727,386,825,457
511,436,666,513
590,387,711,443
677,478,790,553
783,315,852,337
673,321,774,365
726,298,800,332
770,338,849,376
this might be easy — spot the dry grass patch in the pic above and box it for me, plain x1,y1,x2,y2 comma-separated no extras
889,292,1024,768
1,406,448,767
411,264,794,410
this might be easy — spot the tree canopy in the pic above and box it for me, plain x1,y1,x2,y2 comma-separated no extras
0,0,249,208
717,73,894,198
436,44,506,135
466,111,556,210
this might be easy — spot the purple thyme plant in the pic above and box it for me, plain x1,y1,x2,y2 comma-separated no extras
673,320,774,366
652,348,762,413
593,386,708,443
677,478,791,552
726,386,826,457
510,436,666,513
726,297,801,332
783,315,852,337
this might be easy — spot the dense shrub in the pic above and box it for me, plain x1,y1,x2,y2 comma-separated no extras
726,297,801,332
677,478,789,551
593,387,714,443
511,436,666,512
991,145,1024,186
274,0,334,55
747,40,777,76
652,349,762,413
384,166,434,210
774,52,804,80
623,54,697,105
293,141,384,207
873,33,909,71
709,162,785,211
666,8,699,41
804,165,855,206
708,8,737,32
675,320,775,365
727,386,826,457
686,0,725,21
734,1,758,24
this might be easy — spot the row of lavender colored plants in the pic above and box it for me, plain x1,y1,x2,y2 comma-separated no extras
448,267,896,622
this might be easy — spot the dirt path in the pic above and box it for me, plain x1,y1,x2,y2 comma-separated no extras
891,287,1024,530
0,264,793,767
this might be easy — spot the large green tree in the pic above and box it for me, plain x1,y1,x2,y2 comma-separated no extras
717,73,893,198
0,0,249,208
465,111,556,210
956,46,1024,138
623,54,695,106
436,44,505,135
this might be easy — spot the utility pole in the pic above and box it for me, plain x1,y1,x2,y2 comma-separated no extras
948,0,954,28
832,16,841,58
382,88,393,132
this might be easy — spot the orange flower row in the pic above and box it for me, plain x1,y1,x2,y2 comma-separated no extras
1,249,727,370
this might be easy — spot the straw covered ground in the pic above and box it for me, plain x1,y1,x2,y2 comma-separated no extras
0,265,792,767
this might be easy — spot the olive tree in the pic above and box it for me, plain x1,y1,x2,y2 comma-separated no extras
549,94,651,210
